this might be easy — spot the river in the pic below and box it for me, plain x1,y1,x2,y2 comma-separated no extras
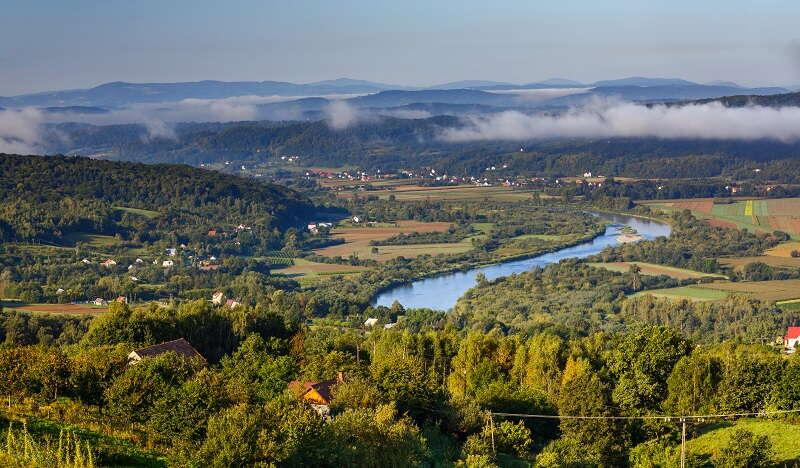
372,213,672,311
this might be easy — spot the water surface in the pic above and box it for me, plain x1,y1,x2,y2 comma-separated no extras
373,213,671,311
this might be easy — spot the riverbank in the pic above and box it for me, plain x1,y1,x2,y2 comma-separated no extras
373,213,672,310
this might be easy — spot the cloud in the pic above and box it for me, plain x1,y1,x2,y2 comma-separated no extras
325,100,360,129
0,107,45,153
439,99,800,143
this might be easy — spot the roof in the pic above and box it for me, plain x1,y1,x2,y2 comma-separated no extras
786,327,800,340
131,338,206,363
289,379,338,405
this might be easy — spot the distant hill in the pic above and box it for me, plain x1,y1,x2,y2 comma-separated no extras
0,153,313,243
592,76,699,87
690,91,800,107
427,80,515,90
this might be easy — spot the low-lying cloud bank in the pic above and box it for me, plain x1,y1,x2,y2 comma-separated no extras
440,101,800,143
0,108,45,153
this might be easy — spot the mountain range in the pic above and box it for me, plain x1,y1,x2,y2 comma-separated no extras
0,77,790,110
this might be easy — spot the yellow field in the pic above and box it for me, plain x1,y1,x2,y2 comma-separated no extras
695,279,800,302
313,220,473,262
765,241,800,257
1,301,108,316
720,255,800,270
274,258,368,276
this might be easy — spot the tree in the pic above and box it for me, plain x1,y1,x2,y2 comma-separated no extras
629,264,642,291
665,352,721,414
712,429,773,468
557,358,627,463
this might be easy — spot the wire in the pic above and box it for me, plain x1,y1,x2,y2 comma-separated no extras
490,408,800,420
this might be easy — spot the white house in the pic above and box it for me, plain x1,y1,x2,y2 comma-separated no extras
162,259,174,267
211,291,225,305
785,327,800,353
101,259,117,268
81,258,91,264
93,298,107,306
166,248,177,257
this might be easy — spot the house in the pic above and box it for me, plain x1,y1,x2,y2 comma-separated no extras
130,276,139,282
308,223,319,234
162,259,174,267
211,291,224,305
207,229,217,237
56,288,65,295
101,259,117,268
352,216,362,223
785,327,800,353
115,296,127,303
165,248,177,257
128,264,135,270
81,258,91,264
135,258,144,264
93,298,107,306
289,372,345,416
127,338,206,365
225,299,241,309
384,322,397,329
364,317,378,328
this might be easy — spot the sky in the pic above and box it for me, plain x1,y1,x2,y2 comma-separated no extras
2,0,800,96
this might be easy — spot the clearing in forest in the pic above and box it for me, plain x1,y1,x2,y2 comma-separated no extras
588,262,723,280
686,418,800,464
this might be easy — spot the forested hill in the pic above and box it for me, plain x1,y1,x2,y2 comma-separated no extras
0,154,313,243
691,91,800,107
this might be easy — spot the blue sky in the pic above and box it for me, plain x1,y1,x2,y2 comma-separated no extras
2,0,799,95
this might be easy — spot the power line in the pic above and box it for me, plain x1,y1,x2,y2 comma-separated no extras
489,408,800,420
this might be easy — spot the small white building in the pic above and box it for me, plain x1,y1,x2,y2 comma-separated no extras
364,318,378,328
166,248,177,257
93,298,107,306
162,259,174,268
211,291,225,305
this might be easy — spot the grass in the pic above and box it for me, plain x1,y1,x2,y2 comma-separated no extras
686,418,800,465
634,286,730,302
695,279,800,302
588,261,723,280
313,220,462,262
777,299,800,312
766,241,800,258
61,232,120,248
272,258,368,277
113,206,160,219
1,301,108,316
720,255,800,270
0,412,167,467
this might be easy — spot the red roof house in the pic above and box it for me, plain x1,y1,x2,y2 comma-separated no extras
128,338,207,364
785,327,800,353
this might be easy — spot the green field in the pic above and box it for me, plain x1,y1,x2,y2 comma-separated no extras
687,418,800,465
777,299,800,312
634,286,730,301
367,185,536,202
114,206,161,219
61,232,121,248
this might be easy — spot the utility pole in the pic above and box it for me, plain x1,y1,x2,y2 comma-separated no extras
488,412,496,455
680,417,686,468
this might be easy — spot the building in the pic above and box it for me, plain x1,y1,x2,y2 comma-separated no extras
128,338,206,365
785,327,800,353
115,296,127,303
211,291,225,305
225,299,241,309
162,259,174,267
207,229,217,237
93,298,107,306
166,248,177,257
364,317,378,328
101,259,117,268
289,372,345,416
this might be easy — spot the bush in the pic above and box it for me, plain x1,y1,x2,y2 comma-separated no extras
712,428,773,468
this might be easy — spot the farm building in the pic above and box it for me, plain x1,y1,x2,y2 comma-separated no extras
225,299,241,309
785,327,800,353
101,259,117,267
289,372,345,416
128,338,206,365
93,298,107,306
162,260,174,267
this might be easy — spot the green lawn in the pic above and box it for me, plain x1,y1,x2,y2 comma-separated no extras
687,418,800,465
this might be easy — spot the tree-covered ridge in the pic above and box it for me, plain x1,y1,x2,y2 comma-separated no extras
0,153,313,242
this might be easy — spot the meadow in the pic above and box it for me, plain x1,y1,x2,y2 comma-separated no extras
338,184,537,202
588,261,723,280
0,301,108,316
313,220,468,261
637,279,800,302
686,418,800,465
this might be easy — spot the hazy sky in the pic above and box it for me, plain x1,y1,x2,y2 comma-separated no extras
2,0,800,95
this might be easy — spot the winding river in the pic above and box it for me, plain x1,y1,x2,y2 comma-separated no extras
373,213,672,311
